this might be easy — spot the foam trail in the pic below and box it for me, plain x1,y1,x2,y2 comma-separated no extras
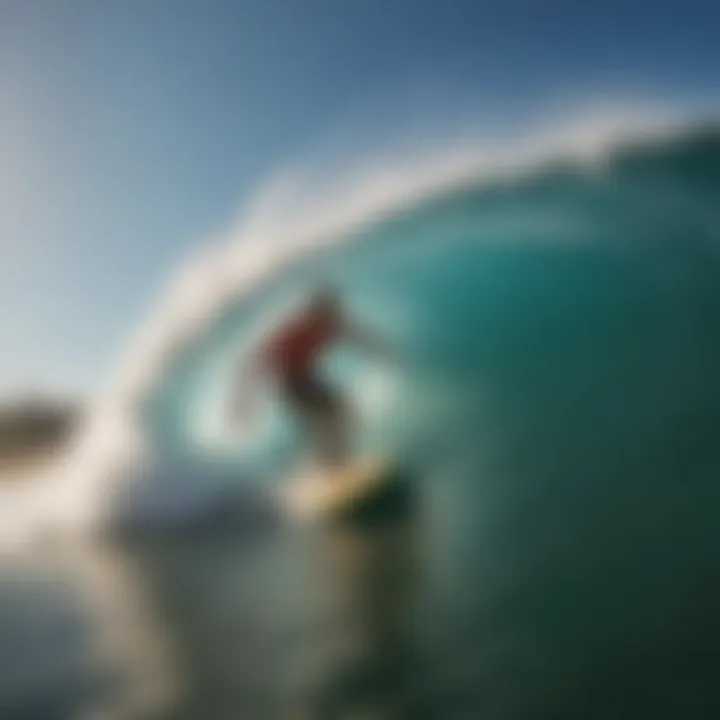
0,103,695,541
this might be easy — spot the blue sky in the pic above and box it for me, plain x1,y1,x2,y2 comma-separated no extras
1,0,718,398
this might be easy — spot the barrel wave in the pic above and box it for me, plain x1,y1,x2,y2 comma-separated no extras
9,115,720,537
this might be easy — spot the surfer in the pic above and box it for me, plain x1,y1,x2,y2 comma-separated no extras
231,286,393,468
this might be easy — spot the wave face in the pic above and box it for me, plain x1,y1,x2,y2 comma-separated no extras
130,124,720,507
18,118,720,535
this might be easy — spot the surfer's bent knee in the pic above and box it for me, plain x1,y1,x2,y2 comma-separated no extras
282,372,342,420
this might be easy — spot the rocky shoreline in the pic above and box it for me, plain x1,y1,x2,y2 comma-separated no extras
0,399,81,479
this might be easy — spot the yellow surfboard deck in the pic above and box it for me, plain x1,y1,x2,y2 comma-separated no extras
281,456,393,521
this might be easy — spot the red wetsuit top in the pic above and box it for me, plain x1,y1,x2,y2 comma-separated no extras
267,314,339,378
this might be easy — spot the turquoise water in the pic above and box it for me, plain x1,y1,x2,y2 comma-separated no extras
143,124,720,480
4,125,720,717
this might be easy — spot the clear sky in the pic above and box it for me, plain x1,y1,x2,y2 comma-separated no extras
1,0,718,398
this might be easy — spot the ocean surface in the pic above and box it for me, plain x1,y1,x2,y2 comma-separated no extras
2,122,720,718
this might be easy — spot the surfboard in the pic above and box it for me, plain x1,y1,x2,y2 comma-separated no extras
280,456,396,522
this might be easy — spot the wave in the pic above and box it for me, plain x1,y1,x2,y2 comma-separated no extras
3,102,718,543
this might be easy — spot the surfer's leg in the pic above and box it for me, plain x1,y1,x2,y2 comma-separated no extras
315,383,350,467
285,373,350,467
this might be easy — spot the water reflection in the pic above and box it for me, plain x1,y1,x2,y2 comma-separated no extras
304,510,421,719
113,475,423,719
0,473,424,718
0,539,181,719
